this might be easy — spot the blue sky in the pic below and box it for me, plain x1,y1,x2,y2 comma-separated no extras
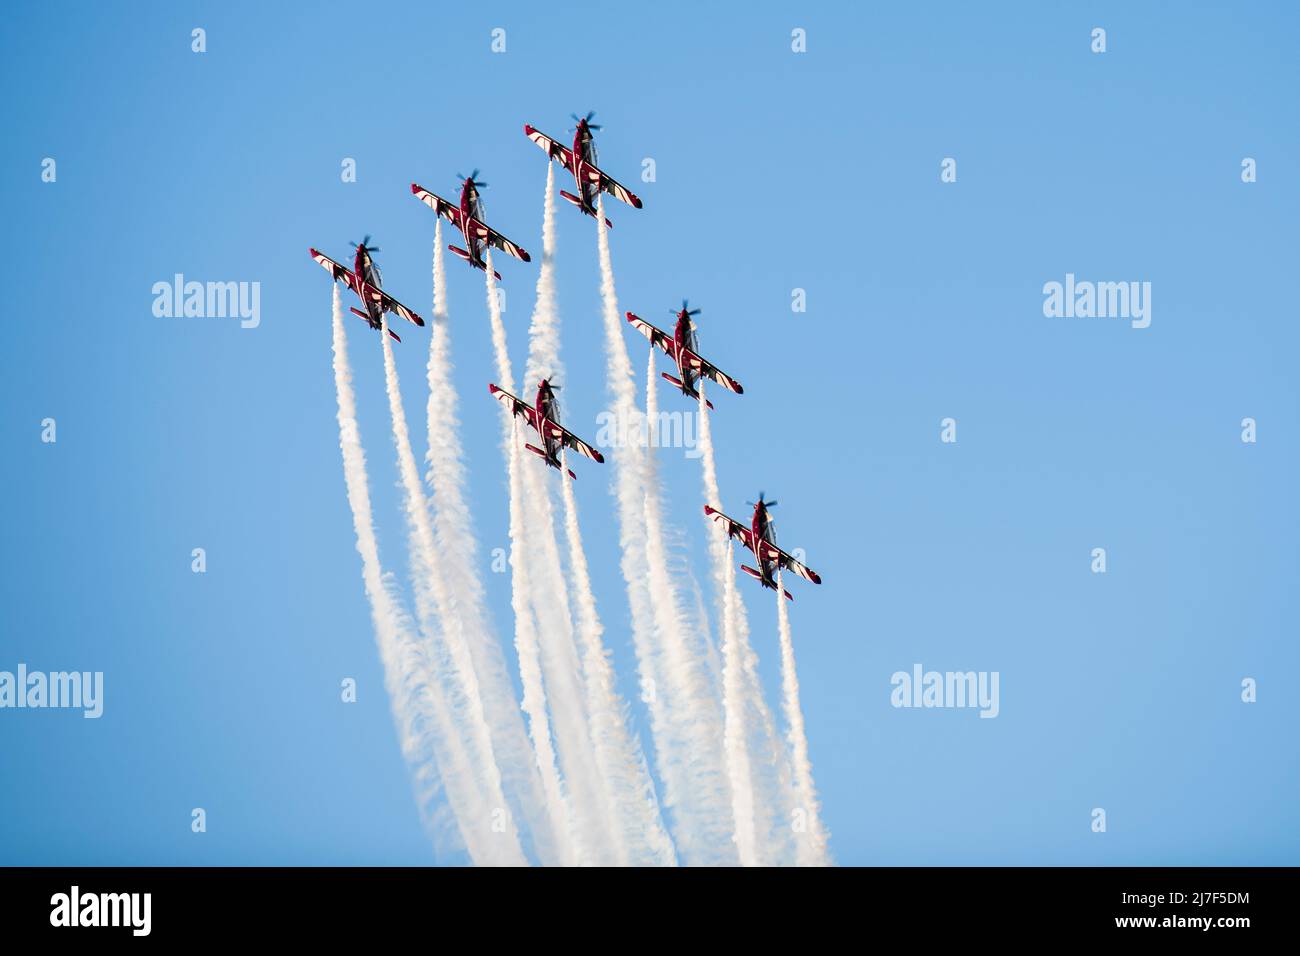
1,0,1297,865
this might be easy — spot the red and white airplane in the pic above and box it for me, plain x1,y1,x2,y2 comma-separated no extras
626,301,744,409
704,493,822,601
308,237,424,342
411,172,531,281
523,112,642,227
489,378,605,480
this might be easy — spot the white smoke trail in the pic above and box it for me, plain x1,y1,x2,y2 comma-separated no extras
329,285,469,861
590,204,687,849
485,249,606,864
558,477,678,866
521,165,562,394
515,467,612,866
510,185,621,864
484,251,517,397
641,344,734,863
525,168,675,866
594,199,734,863
695,382,760,865
423,225,560,866
379,317,526,865
774,569,831,866
740,629,796,864
505,421,579,865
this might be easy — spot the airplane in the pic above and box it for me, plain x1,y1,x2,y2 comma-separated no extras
704,493,822,601
411,171,531,281
523,112,642,227
488,378,605,480
308,237,424,342
626,301,744,409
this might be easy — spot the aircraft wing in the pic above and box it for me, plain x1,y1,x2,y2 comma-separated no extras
365,286,424,327
584,163,642,208
758,540,822,585
411,184,464,228
541,420,605,464
703,506,757,553
625,313,676,357
488,384,541,433
466,217,531,263
681,348,744,395
309,248,362,295
523,125,575,169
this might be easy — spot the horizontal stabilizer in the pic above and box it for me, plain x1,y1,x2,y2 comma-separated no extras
560,190,613,228
661,372,713,409
448,244,501,280
740,564,792,599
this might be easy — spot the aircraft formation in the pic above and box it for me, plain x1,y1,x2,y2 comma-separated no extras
309,113,822,600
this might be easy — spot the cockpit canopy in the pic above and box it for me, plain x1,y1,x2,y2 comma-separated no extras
467,189,486,224
578,129,598,167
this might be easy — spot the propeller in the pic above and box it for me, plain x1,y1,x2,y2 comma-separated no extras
457,169,489,188
350,234,379,253
747,491,778,510
672,298,702,317
571,110,601,130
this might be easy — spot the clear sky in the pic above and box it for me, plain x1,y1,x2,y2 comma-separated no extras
1,0,1297,866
